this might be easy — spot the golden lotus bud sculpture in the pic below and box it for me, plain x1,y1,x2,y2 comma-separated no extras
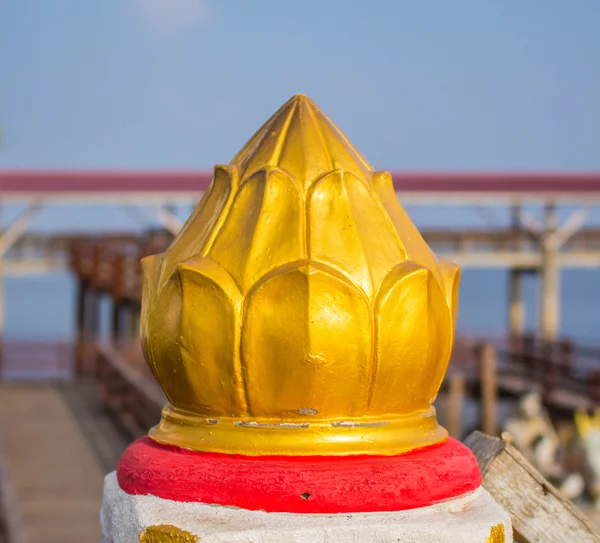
141,94,460,456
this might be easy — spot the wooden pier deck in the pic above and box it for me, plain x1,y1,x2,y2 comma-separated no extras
0,383,129,543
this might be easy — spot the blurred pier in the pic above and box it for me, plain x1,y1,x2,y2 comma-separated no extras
4,169,600,344
2,170,600,540
3,225,600,436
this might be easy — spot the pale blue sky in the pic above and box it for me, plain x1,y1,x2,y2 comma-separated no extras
2,0,600,170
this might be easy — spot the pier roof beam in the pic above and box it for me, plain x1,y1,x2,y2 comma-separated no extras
435,252,600,269
0,200,44,258
548,207,589,251
153,206,184,236
540,204,560,342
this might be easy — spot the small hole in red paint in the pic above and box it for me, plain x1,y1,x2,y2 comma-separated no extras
301,492,311,500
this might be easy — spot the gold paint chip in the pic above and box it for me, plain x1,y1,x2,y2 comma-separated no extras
140,524,199,542
486,523,505,543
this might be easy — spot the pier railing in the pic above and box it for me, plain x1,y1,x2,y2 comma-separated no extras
93,342,164,438
426,228,600,268
450,335,600,411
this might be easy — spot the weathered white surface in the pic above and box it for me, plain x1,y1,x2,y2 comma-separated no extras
466,431,600,543
101,471,512,542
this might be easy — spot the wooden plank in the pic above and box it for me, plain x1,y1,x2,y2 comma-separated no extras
465,430,600,543
480,345,498,435
0,386,105,542
0,436,25,543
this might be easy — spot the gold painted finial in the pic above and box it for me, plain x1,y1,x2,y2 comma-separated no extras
141,95,460,456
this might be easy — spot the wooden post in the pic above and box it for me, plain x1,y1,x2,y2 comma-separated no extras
481,343,498,436
111,300,122,343
81,286,100,377
75,278,87,376
88,288,100,340
448,372,465,439
509,269,525,338
509,205,526,339
466,431,600,543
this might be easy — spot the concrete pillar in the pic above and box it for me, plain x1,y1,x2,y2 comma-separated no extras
87,288,100,340
75,278,87,375
78,285,100,376
111,299,122,343
102,473,511,542
539,204,560,342
508,205,525,338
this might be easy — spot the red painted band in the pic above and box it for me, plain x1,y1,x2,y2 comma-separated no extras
117,437,481,513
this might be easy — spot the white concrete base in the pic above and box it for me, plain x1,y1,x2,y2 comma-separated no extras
101,471,512,542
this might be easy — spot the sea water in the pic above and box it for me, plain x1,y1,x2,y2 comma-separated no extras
3,268,600,344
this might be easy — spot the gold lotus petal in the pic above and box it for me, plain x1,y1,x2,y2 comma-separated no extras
439,259,461,336
277,97,331,188
147,271,198,409
315,105,372,182
176,258,246,416
232,98,299,182
373,170,442,285
370,262,452,413
308,170,404,298
140,253,163,379
208,168,304,294
233,95,371,187
159,165,236,288
241,261,371,418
